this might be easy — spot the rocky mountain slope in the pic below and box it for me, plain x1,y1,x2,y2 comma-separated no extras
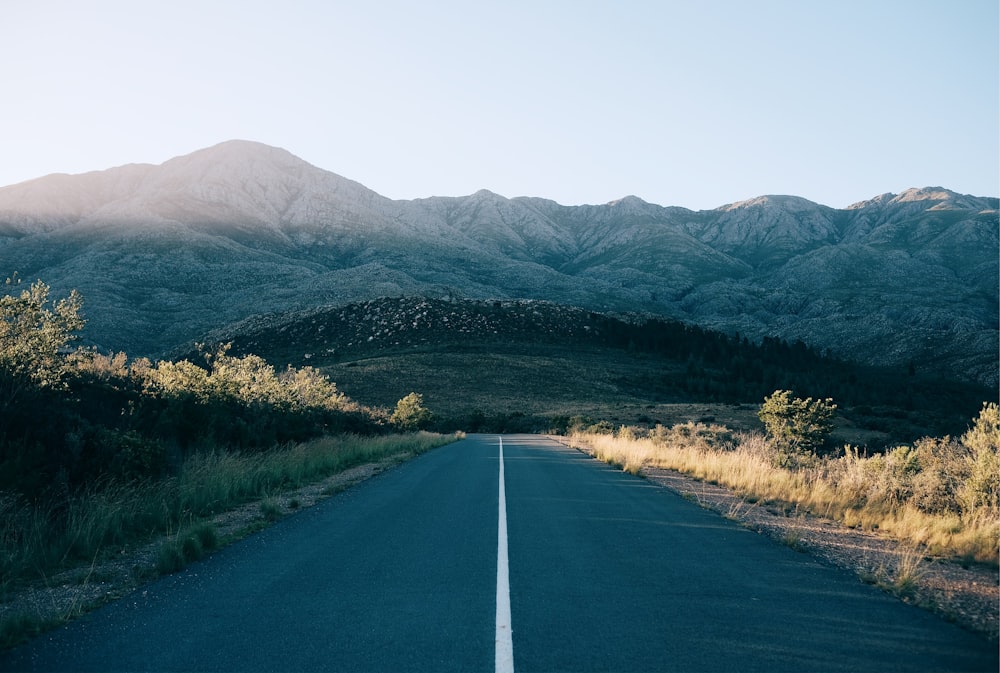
0,140,996,386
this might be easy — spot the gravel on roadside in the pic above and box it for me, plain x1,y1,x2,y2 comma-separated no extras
639,465,999,642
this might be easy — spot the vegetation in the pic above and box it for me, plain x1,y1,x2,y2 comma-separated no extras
0,275,84,410
758,390,837,466
0,279,454,604
0,281,446,501
564,401,1000,565
222,297,993,442
2,278,996,646
391,392,433,430
0,431,455,647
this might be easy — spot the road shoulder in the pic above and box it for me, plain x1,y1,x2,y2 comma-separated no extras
561,437,999,642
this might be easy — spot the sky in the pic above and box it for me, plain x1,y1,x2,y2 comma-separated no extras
1,0,997,210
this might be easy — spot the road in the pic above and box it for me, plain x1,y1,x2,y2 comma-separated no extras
2,434,996,672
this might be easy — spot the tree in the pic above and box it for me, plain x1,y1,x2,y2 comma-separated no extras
391,392,432,431
279,365,350,411
0,276,84,411
758,389,837,454
958,402,999,517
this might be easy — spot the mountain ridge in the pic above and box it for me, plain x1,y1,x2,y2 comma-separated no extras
0,140,995,388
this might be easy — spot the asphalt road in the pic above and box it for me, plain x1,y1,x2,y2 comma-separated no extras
2,434,996,672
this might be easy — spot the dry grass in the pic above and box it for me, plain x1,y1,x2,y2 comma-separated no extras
0,432,459,593
567,424,999,565
0,432,460,649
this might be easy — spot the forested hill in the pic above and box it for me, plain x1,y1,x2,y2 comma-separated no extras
189,296,992,440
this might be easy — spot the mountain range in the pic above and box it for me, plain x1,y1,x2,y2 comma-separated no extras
0,140,996,387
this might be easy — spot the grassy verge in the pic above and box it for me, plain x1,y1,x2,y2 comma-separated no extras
1,431,459,647
565,425,999,566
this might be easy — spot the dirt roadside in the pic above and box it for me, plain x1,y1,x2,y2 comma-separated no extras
551,433,998,642
587,449,999,642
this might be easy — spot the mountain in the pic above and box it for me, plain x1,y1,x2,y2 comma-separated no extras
0,140,996,387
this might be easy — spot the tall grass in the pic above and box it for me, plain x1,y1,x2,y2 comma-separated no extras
0,432,457,591
567,422,999,565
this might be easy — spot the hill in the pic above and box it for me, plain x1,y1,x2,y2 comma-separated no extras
188,296,992,442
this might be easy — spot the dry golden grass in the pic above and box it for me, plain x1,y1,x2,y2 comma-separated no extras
567,425,999,565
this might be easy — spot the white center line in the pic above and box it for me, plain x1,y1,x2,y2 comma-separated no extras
496,436,514,673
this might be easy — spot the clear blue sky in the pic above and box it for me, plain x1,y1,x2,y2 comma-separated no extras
1,0,997,210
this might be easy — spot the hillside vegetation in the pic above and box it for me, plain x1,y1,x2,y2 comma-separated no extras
1,278,997,646
202,296,994,442
0,279,448,604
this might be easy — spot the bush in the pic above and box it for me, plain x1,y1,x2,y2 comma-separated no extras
957,402,1000,519
862,444,921,507
910,436,968,514
0,277,84,408
758,390,837,457
651,421,733,452
391,392,432,430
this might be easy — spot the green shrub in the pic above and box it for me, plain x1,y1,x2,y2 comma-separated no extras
192,522,218,552
156,540,186,574
584,420,615,435
957,402,1000,519
391,392,432,430
260,498,282,521
157,523,218,575
97,429,169,482
180,532,203,562
0,276,84,407
758,390,837,458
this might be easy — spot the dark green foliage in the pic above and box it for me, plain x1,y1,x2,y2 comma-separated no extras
0,278,87,494
156,523,219,575
85,428,170,483
434,409,547,434
758,390,837,455
259,499,282,521
0,299,386,500
156,541,186,575
582,315,992,441
224,297,991,442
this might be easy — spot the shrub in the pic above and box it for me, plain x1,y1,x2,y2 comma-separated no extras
957,402,1000,519
279,365,351,411
90,428,169,482
141,345,376,452
758,390,837,457
157,540,186,574
156,522,220,575
585,420,615,435
0,276,84,408
862,445,921,507
260,498,282,521
391,392,432,430
909,436,968,514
